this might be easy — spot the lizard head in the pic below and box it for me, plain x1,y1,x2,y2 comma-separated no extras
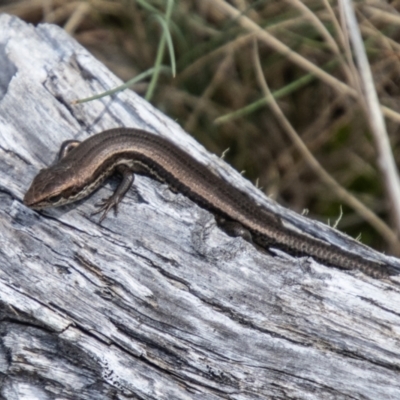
24,165,83,209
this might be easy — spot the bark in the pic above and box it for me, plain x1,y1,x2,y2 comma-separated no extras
0,14,400,400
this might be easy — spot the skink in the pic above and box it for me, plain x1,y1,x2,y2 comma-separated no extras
24,128,395,279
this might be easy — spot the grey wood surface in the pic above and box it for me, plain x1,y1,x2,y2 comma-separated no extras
0,14,400,400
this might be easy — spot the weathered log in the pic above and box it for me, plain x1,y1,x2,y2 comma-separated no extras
0,14,400,399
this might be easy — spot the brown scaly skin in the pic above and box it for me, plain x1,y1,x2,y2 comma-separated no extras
24,128,397,279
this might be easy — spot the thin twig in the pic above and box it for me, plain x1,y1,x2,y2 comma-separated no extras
339,0,400,236
205,0,400,124
251,39,398,246
184,52,233,133
286,0,350,84
63,2,90,34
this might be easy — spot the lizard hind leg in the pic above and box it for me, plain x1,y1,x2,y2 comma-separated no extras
215,216,274,256
215,215,253,243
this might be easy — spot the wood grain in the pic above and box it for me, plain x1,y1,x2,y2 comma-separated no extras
0,14,400,400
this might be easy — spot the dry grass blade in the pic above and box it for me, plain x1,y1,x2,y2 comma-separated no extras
184,51,233,133
205,0,400,124
339,0,400,239
252,39,398,246
63,2,90,34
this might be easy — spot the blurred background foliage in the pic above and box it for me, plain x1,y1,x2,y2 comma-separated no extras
1,0,400,253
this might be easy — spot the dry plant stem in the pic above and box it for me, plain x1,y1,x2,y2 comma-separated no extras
44,2,82,24
178,13,306,85
279,96,364,202
335,3,365,115
371,58,400,105
63,2,90,34
339,0,400,237
178,33,254,84
358,11,400,77
287,0,339,53
285,0,354,85
205,0,400,124
363,4,400,26
278,95,356,189
252,40,398,247
0,0,54,17
322,0,363,96
321,0,347,52
160,86,225,120
42,0,54,20
360,22,400,56
358,15,393,52
231,0,259,21
180,9,339,87
184,52,233,133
